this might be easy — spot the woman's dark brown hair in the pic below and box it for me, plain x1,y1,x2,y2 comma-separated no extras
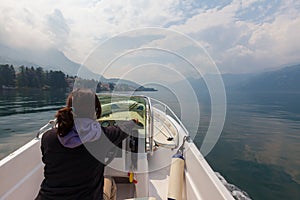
55,89,102,137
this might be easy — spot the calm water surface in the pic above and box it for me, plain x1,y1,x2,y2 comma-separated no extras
0,90,67,158
0,89,300,200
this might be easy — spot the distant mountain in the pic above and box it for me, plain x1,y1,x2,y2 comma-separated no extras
179,64,300,94
0,44,155,90
0,44,107,80
105,78,140,88
180,73,256,93
0,44,80,75
237,64,300,91
221,73,257,89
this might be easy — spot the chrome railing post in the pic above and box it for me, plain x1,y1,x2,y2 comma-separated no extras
144,96,153,153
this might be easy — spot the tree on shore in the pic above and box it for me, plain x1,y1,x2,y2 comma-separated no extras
0,64,68,89
0,64,16,87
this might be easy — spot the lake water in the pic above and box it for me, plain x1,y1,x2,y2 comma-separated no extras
0,89,300,200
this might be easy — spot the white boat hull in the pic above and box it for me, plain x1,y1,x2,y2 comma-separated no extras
0,96,235,200
0,137,234,200
0,139,43,200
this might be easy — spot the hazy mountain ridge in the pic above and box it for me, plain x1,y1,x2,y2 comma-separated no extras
0,45,155,90
0,44,80,75
0,44,108,81
1,44,299,92
188,64,300,93
234,64,300,91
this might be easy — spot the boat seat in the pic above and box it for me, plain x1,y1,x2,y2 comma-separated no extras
153,110,179,149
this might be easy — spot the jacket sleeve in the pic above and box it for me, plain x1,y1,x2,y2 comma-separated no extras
101,120,136,146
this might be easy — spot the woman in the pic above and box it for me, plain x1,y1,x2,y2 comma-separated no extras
35,88,136,200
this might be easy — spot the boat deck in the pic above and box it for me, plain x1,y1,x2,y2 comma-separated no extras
113,168,170,200
0,96,236,200
116,183,135,199
149,167,170,200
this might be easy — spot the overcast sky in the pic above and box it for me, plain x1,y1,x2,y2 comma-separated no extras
0,0,300,76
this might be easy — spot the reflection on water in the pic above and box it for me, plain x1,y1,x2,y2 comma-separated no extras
0,89,300,199
204,91,300,200
0,89,67,158
136,88,300,199
0,89,67,116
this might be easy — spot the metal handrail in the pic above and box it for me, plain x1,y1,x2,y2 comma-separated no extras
149,98,190,137
144,96,153,153
36,119,56,139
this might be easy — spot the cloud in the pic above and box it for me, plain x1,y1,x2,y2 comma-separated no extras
170,0,300,73
0,2,50,50
66,0,198,63
247,13,300,67
46,9,70,50
0,0,300,74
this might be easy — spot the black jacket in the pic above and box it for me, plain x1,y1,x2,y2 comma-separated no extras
35,124,131,200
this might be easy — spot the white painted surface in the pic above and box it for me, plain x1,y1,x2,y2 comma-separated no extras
0,99,234,200
0,138,44,200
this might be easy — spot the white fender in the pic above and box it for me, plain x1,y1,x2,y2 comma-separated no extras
167,154,185,200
